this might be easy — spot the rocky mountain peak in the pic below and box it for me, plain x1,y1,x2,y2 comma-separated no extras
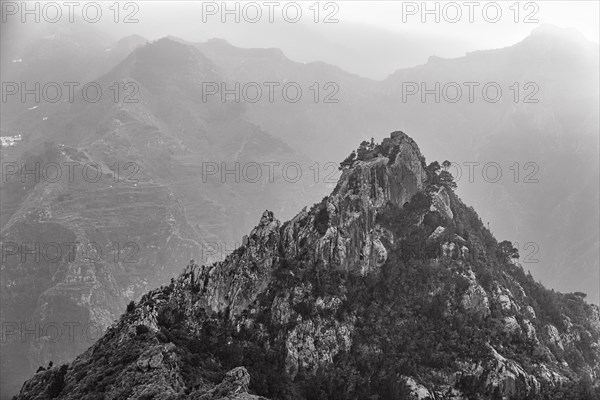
334,130,427,206
516,24,598,60
529,24,589,42
134,37,205,66
114,34,148,51
118,37,221,91
13,131,600,400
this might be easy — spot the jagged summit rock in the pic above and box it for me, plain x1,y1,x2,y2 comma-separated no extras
14,132,600,400
334,130,427,205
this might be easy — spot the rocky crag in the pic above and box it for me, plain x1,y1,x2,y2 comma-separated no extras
14,132,600,399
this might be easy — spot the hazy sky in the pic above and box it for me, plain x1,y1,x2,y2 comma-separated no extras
94,1,599,44
98,0,600,77
2,1,599,79
341,1,599,43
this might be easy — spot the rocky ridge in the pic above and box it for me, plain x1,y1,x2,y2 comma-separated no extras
14,132,600,399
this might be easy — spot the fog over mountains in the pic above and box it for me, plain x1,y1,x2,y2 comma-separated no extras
1,15,599,400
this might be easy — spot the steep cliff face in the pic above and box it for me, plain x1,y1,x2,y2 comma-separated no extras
14,132,600,400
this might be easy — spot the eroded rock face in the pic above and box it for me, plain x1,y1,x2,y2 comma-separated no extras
544,324,565,351
301,131,426,275
184,210,281,316
284,317,354,378
430,187,453,221
193,367,262,399
461,270,491,318
404,376,434,399
482,345,541,398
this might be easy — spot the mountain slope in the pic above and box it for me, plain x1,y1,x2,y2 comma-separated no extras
14,132,600,400
0,38,322,398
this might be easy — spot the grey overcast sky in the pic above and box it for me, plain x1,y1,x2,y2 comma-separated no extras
95,0,600,77
341,1,599,42
3,1,599,78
